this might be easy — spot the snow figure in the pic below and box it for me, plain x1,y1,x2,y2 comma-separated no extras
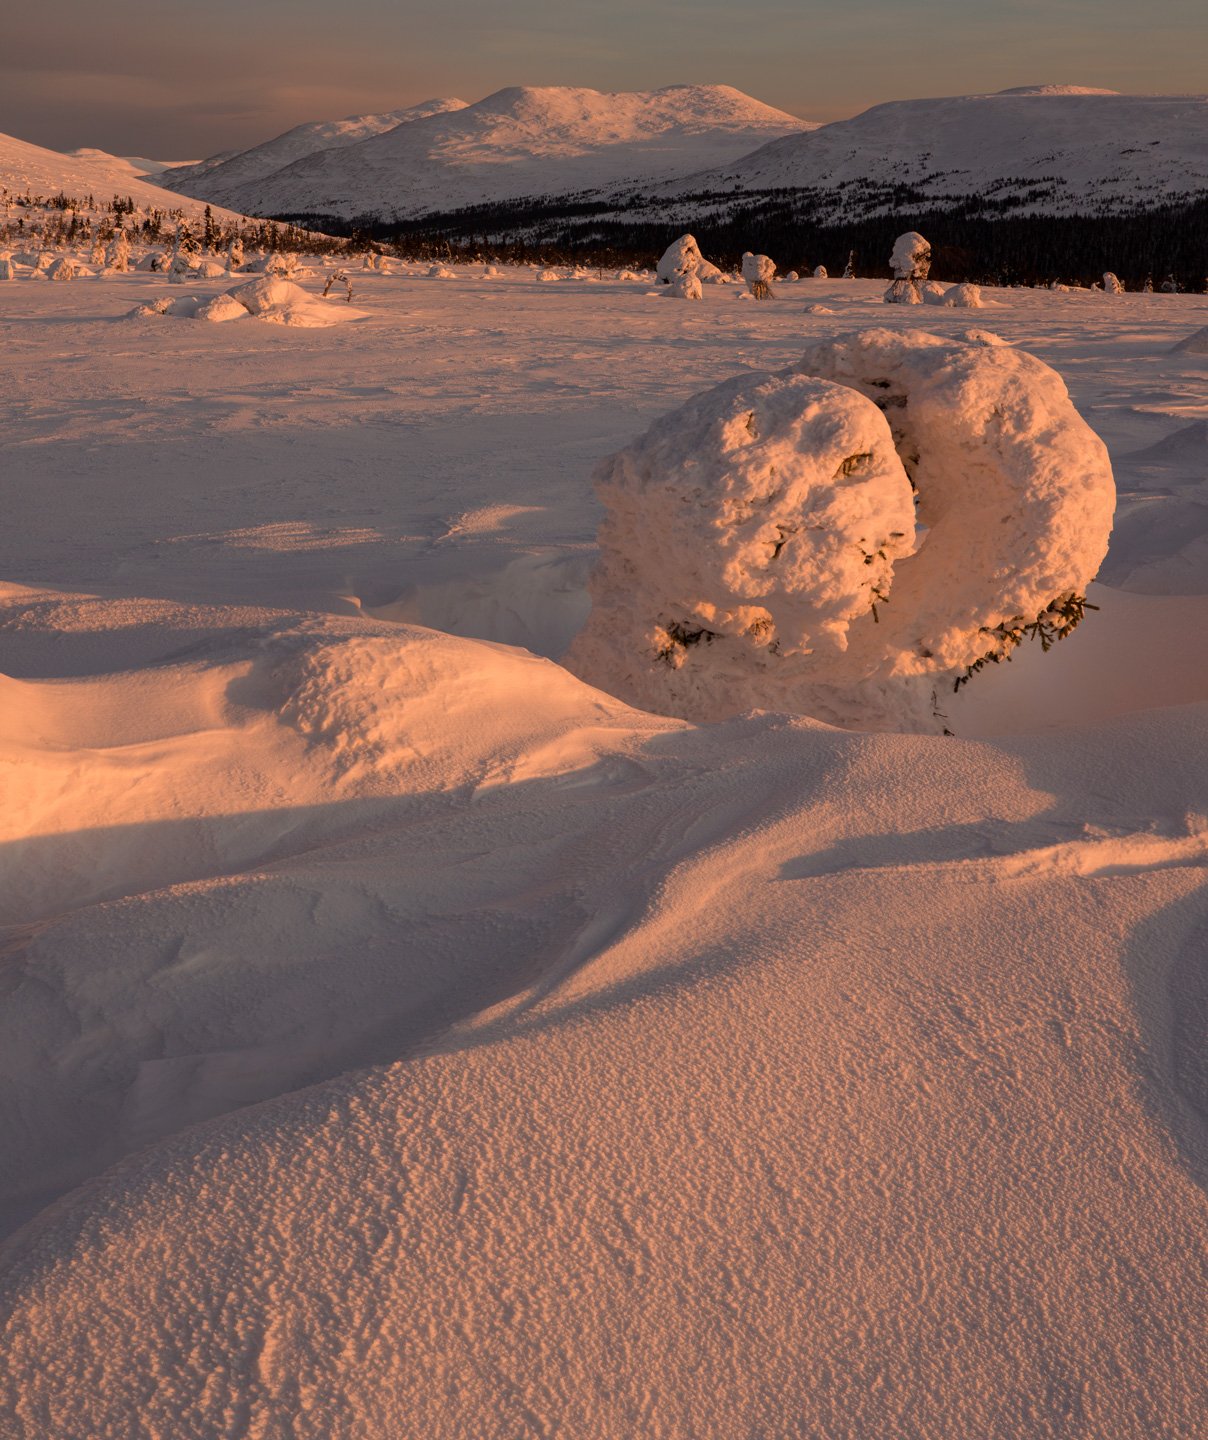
1103,272,1124,295
843,251,856,279
105,229,130,273
884,231,931,305
813,265,828,279
566,329,1114,732
741,252,776,299
669,271,702,300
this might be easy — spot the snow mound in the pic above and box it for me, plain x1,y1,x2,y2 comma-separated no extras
568,330,1115,730
944,282,984,308
131,277,367,326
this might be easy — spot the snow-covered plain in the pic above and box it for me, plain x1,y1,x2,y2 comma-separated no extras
1,263,1207,1438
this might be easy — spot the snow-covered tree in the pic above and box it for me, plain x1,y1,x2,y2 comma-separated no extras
173,219,200,260
1142,274,1154,293
1161,274,1179,293
884,232,930,305
0,256,15,281
565,328,1114,733
227,235,244,271
741,252,776,299
105,228,130,273
843,251,856,279
1103,271,1124,295
88,229,105,266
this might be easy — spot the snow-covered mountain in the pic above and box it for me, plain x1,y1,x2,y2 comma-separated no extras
159,98,469,204
193,84,816,220
671,87,1208,218
0,131,246,221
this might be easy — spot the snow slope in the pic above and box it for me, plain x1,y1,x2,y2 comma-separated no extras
0,131,247,222
159,98,469,204
202,84,815,219
1,269,1206,1437
669,86,1208,217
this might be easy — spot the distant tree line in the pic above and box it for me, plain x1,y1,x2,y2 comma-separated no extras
274,189,1208,290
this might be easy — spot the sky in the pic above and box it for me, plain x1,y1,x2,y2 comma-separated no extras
4,0,1206,158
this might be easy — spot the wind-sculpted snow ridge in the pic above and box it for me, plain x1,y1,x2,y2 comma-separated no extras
201,84,814,220
567,329,1114,731
159,98,469,204
1,621,1206,1438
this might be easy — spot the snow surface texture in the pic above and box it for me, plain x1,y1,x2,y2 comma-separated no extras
1,264,1206,1440
172,85,813,220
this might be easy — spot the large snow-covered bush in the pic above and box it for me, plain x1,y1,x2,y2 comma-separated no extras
657,235,703,284
885,231,931,305
566,329,1115,731
564,371,917,722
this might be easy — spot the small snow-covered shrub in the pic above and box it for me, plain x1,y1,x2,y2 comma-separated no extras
535,268,560,283
669,271,703,300
1103,271,1124,295
428,265,457,280
47,256,80,281
741,252,776,299
567,329,1114,731
784,271,800,282
813,265,828,279
921,281,948,305
943,282,983,309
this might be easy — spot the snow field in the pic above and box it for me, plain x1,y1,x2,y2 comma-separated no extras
1,264,1207,1437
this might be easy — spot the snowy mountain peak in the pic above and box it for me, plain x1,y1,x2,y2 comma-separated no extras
159,98,469,200
175,83,815,220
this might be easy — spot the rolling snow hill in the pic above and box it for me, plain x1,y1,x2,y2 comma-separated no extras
0,131,246,222
159,97,469,204
676,86,1208,219
193,84,816,220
